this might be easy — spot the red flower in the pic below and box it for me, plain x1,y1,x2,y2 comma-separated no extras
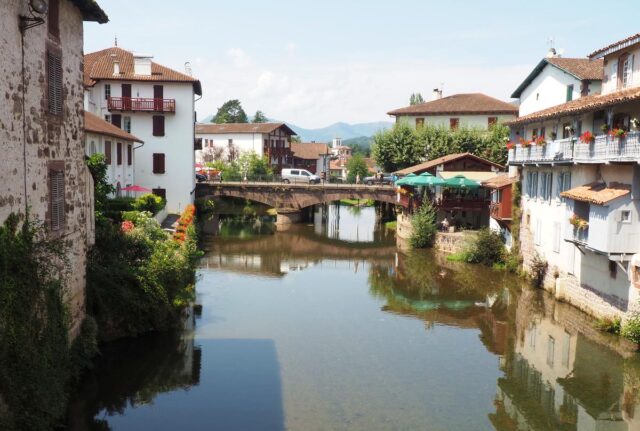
121,220,134,233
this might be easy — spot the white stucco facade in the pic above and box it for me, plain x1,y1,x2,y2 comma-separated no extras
85,131,136,195
197,132,269,159
395,113,515,130
601,45,640,95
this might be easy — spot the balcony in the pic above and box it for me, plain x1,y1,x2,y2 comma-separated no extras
489,202,511,220
436,197,489,212
107,97,176,113
567,227,589,245
508,132,640,165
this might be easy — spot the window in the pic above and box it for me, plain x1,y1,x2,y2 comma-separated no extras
152,188,166,199
553,222,561,253
123,116,131,133
47,50,63,116
527,171,539,198
111,114,121,129
562,122,571,139
488,117,498,127
104,141,112,165
547,336,555,367
532,128,538,139
610,260,618,279
450,118,459,130
619,210,631,223
48,0,60,38
117,142,122,165
104,84,111,101
566,85,574,102
152,153,165,174
557,172,571,201
540,172,552,201
127,144,132,166
620,54,634,89
48,163,65,232
536,93,540,101
228,139,233,145
152,116,165,136
540,127,546,138
104,114,111,123
416,118,425,128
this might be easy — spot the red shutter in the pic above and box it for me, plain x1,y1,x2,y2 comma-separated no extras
153,116,165,136
153,153,165,174
47,51,62,116
127,144,132,166
48,0,60,38
117,142,122,165
105,141,112,165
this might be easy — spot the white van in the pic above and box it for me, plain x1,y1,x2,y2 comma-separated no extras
281,168,321,184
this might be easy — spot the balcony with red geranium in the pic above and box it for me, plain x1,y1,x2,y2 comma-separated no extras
108,97,176,113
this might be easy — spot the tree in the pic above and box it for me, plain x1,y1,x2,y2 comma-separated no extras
86,153,115,214
410,93,424,105
291,135,302,143
252,110,267,123
212,99,248,124
410,200,437,248
346,153,370,183
372,124,424,172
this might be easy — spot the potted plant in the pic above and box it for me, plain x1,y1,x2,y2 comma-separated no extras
535,136,547,146
569,214,589,230
550,131,558,140
579,131,595,144
609,128,627,140
506,141,514,150
564,125,575,136
601,124,610,134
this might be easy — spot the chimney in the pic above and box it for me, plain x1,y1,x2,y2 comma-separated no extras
113,61,120,75
432,88,442,100
133,53,153,76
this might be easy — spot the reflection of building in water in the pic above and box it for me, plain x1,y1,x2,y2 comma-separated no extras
491,289,640,431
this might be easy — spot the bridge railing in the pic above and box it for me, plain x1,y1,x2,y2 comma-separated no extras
197,175,395,187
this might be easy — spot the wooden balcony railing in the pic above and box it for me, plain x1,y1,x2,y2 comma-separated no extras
108,97,176,113
436,197,489,211
509,132,640,165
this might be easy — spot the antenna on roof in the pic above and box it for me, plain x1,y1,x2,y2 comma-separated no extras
184,61,193,76
114,35,118,47
546,36,558,58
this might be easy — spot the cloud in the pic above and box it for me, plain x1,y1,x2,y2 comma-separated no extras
227,48,251,68
285,42,297,56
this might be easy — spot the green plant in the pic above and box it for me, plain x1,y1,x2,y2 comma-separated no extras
132,193,166,215
622,313,640,344
530,252,548,287
465,228,505,266
346,153,370,183
87,153,115,214
410,201,437,248
596,317,621,335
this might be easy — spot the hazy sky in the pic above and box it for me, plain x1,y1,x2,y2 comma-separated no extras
84,0,639,128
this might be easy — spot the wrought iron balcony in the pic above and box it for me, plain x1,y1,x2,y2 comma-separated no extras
108,97,176,113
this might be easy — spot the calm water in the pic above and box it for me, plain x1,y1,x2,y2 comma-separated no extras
68,205,640,430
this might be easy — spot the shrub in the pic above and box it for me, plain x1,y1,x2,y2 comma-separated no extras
410,201,437,248
132,193,166,215
622,313,640,344
596,317,621,335
530,252,548,287
466,229,505,266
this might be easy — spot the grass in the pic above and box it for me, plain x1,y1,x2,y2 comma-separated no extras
384,221,397,231
446,252,469,262
339,199,375,207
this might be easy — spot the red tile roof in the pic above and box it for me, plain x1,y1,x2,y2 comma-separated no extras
85,111,143,143
512,58,603,98
84,47,202,95
195,122,296,135
588,33,640,59
388,93,518,116
507,85,640,126
394,152,504,175
482,175,517,189
560,182,630,205
291,142,329,159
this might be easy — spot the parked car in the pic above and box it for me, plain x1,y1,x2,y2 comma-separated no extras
281,168,321,184
195,173,207,183
363,173,394,185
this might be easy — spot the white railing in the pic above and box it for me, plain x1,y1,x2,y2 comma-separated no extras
509,132,640,164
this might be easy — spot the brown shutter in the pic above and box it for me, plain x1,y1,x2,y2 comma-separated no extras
105,141,112,165
127,144,132,166
117,142,122,165
153,115,165,136
152,188,166,199
450,118,459,130
153,153,165,174
47,51,63,116
111,114,122,128
48,0,60,38
49,165,65,231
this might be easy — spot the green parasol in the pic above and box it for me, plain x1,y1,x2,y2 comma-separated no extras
443,174,480,189
395,173,417,186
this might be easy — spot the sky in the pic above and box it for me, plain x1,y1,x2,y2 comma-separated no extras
84,0,640,129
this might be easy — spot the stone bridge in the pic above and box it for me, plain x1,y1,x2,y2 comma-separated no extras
195,182,398,224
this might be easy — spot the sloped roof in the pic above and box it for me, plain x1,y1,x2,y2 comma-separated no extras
482,175,518,189
388,93,518,116
85,112,143,143
589,33,640,59
195,122,296,135
84,47,202,95
291,142,329,159
72,0,108,23
560,182,630,205
511,58,603,98
394,152,504,175
439,171,499,182
507,85,640,126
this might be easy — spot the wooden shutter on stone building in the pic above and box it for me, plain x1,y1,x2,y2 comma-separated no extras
49,165,65,231
47,50,63,116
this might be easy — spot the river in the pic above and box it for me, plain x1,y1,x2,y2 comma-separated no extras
67,204,640,430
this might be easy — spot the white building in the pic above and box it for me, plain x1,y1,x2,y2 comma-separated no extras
388,91,518,130
511,53,603,117
195,122,296,172
508,33,640,320
84,47,201,213
84,112,143,195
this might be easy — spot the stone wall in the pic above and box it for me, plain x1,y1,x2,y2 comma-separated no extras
434,231,477,254
0,1,94,337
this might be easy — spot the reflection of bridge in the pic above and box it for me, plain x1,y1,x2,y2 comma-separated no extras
199,227,396,277
195,182,397,224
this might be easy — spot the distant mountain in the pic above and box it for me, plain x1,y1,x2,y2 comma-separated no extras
287,121,391,142
342,136,373,149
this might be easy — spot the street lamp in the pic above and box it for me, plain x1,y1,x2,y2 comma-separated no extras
20,0,49,31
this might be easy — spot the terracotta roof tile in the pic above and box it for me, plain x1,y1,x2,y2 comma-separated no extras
507,86,640,126
482,174,517,189
394,152,504,175
291,142,329,159
85,111,143,143
388,93,518,116
546,57,603,80
84,47,202,95
195,122,296,135
589,33,640,59
560,181,630,205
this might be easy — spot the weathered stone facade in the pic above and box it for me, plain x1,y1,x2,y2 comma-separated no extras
1,0,106,337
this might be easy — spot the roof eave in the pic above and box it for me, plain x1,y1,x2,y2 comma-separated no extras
71,0,109,23
511,59,549,98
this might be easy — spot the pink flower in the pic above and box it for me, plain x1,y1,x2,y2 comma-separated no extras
121,220,134,233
